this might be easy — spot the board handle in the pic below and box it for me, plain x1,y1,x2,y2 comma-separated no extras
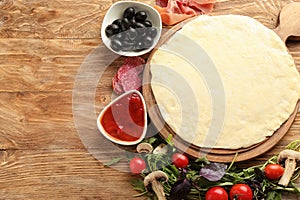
273,2,300,42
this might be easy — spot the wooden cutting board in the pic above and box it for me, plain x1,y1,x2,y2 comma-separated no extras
142,2,300,162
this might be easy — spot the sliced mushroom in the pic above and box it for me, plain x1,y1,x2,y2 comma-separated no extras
136,142,153,154
153,143,168,154
144,170,168,200
277,149,300,186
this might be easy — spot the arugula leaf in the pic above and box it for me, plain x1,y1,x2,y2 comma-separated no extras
130,179,146,192
266,191,281,200
286,140,300,151
103,157,122,166
165,134,174,145
143,137,158,145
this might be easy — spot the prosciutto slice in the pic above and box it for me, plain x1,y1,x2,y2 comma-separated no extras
155,0,215,25
154,6,193,26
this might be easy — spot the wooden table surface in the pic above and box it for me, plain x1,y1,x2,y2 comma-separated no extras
0,0,299,199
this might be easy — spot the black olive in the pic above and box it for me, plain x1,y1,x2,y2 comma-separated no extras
135,11,147,22
105,28,114,38
112,19,123,28
135,22,145,29
134,41,145,51
122,46,134,51
111,32,125,41
121,18,130,31
105,24,120,37
135,23,146,34
123,40,135,46
136,29,147,39
122,40,135,51
147,27,158,38
123,7,135,20
143,20,152,27
125,27,138,41
141,36,153,48
129,18,137,28
110,39,122,51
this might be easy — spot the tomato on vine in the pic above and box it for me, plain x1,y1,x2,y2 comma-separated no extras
172,153,189,168
264,163,284,180
129,157,146,174
205,186,228,200
229,184,253,200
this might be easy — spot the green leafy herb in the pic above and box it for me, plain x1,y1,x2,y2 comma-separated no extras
165,134,174,145
131,179,147,193
103,157,122,166
266,191,281,200
130,137,300,199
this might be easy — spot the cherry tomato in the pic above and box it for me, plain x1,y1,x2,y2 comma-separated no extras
229,184,253,200
205,186,228,200
172,153,189,168
264,164,284,180
129,157,146,174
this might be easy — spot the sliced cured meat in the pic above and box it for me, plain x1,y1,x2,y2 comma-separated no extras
134,65,145,75
157,0,168,7
112,57,145,95
112,76,123,95
166,0,215,14
188,2,214,14
119,69,142,92
167,0,184,14
155,0,215,25
123,56,145,67
154,5,194,25
178,2,198,15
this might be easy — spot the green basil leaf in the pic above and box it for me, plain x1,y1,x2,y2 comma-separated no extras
131,179,145,191
104,157,122,166
266,191,281,200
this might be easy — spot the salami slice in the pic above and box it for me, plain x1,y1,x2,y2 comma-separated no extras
119,69,142,92
112,75,123,95
112,57,145,95
123,56,145,67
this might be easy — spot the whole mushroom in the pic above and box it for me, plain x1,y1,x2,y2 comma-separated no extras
144,170,168,200
153,143,168,155
277,149,300,186
136,142,153,154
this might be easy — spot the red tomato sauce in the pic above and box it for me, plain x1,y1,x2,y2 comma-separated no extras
100,92,145,142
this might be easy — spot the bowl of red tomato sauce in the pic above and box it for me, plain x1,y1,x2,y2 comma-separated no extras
97,90,147,146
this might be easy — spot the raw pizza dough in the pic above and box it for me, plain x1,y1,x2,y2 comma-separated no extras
150,15,300,149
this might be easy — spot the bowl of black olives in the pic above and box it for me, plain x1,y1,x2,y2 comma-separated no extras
101,1,162,56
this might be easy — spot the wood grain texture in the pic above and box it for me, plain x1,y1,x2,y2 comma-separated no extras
0,150,141,200
0,0,110,39
0,38,99,92
0,0,299,199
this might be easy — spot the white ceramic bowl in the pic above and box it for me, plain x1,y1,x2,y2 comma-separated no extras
101,1,162,56
97,90,147,146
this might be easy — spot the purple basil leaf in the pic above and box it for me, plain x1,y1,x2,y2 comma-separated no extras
170,178,192,200
200,163,227,181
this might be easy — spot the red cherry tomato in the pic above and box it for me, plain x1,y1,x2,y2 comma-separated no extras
264,164,284,180
129,157,146,174
172,153,189,168
205,186,228,200
230,184,253,200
